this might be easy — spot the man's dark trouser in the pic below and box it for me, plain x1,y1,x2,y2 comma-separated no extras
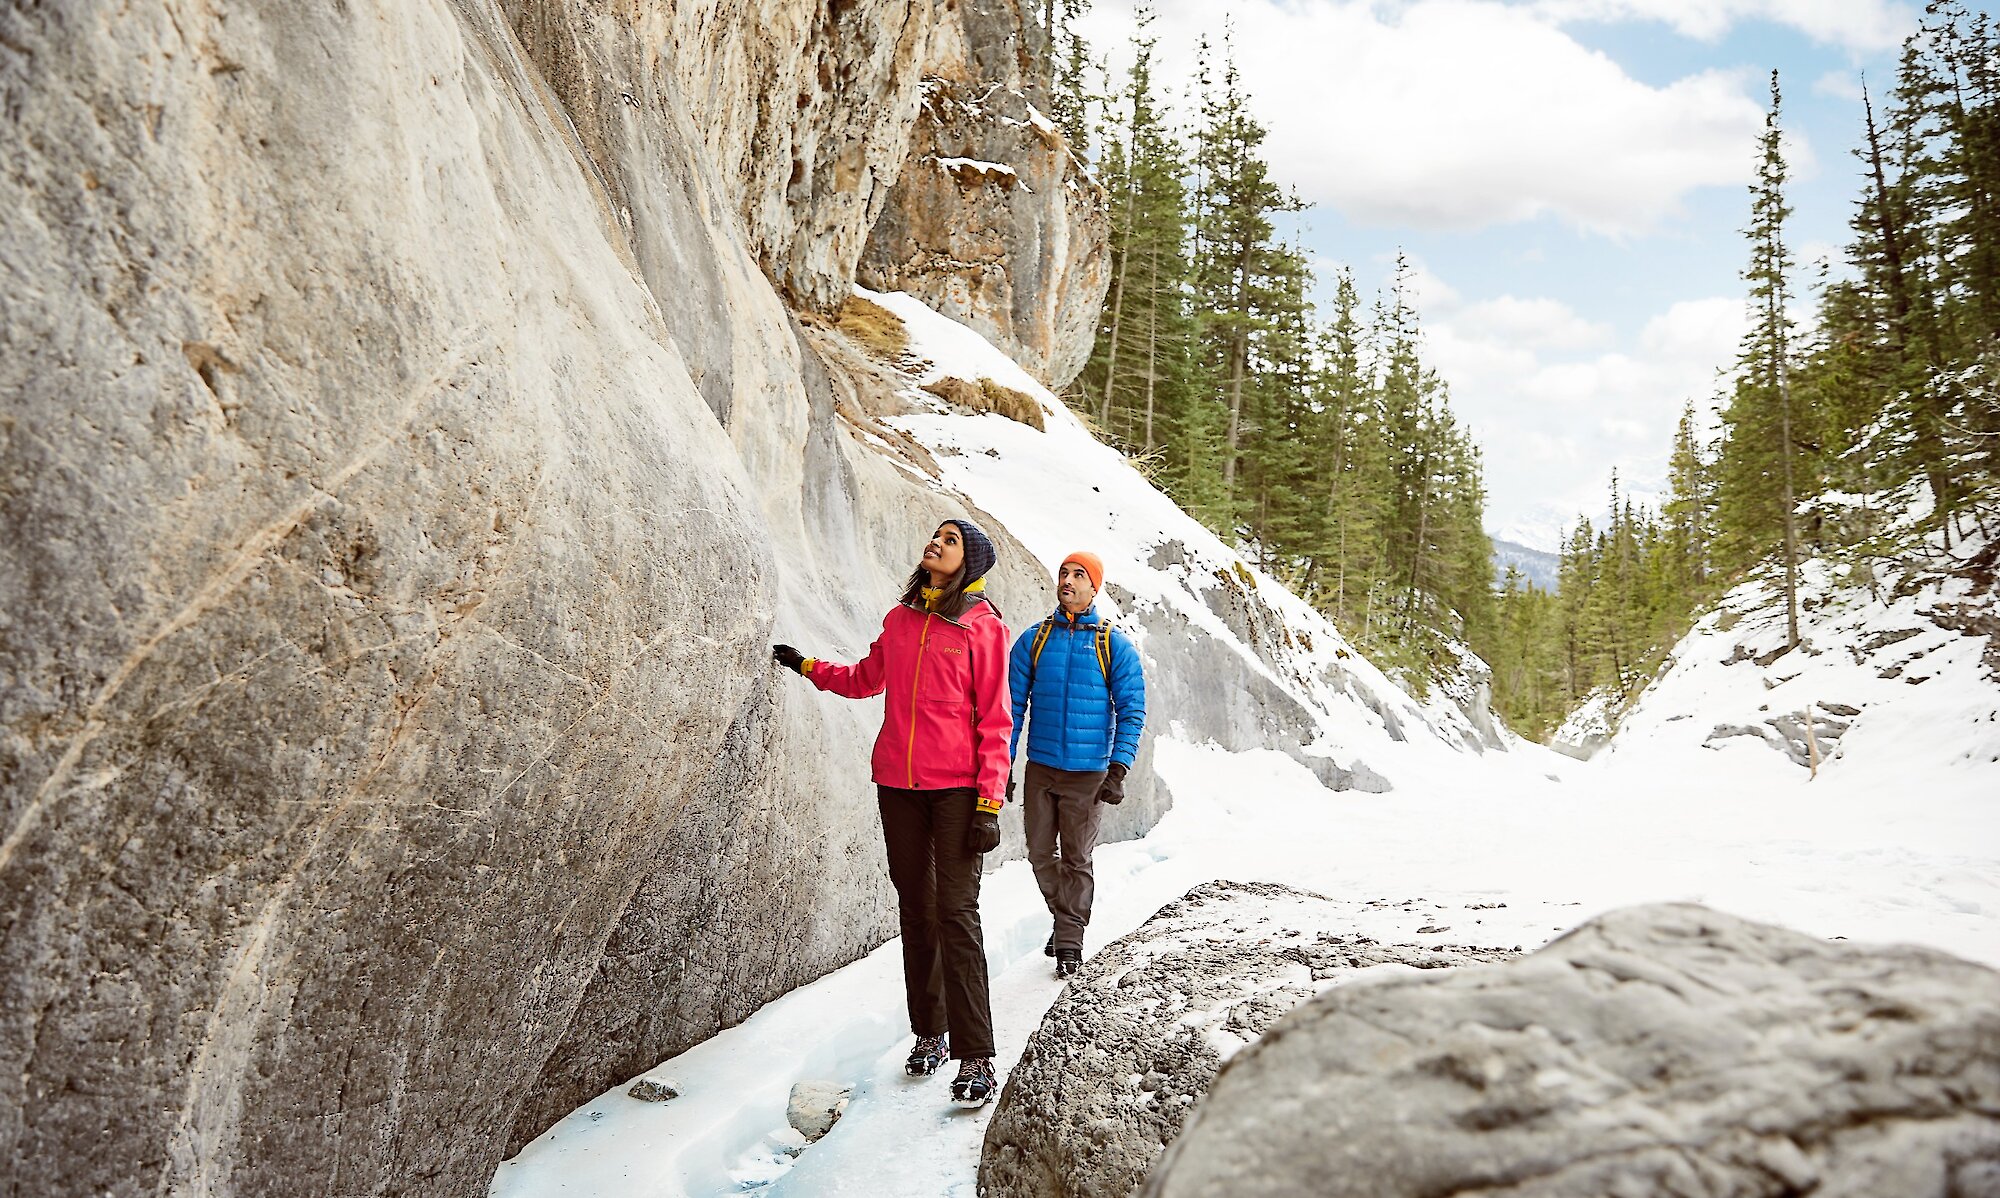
1023,761,1108,953
877,785,995,1060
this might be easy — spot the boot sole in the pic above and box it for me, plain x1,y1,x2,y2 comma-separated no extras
951,1090,994,1107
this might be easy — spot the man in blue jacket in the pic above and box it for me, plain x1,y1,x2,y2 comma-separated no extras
1008,551,1147,979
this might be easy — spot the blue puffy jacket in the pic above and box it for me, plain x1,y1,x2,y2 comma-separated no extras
1008,605,1146,772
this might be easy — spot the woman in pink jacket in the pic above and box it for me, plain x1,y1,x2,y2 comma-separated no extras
772,517,1013,1106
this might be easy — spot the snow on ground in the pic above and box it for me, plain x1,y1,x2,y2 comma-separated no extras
493,296,1999,1198
495,730,2000,1198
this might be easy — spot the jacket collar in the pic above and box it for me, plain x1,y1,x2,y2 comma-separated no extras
909,577,988,627
1052,603,1100,628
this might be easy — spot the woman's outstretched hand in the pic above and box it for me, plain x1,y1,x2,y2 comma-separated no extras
772,644,807,674
966,810,1001,854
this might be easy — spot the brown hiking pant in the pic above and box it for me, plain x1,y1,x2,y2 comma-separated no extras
1023,761,1107,952
877,785,995,1060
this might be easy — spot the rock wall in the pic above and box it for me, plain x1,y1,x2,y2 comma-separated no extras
859,0,1110,388
0,1,1068,1194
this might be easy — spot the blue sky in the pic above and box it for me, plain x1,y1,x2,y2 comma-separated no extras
1075,0,1951,549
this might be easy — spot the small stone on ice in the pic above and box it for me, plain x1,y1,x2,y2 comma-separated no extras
627,1078,680,1102
787,1080,852,1142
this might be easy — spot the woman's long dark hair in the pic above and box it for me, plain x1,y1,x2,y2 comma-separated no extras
899,522,989,620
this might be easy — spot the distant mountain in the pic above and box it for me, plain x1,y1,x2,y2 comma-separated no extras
1491,536,1560,592
1492,481,1668,557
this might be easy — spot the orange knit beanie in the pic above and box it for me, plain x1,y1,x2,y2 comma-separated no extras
1060,551,1104,591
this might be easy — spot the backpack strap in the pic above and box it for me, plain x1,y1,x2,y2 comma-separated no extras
1026,616,1116,692
1026,619,1056,693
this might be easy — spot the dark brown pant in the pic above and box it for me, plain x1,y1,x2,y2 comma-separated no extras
1023,761,1107,952
877,785,995,1059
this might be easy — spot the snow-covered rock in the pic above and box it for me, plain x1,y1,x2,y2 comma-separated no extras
1143,902,2000,1198
978,881,1516,1198
1550,688,1617,760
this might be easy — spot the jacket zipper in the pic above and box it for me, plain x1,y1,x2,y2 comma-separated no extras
908,612,932,787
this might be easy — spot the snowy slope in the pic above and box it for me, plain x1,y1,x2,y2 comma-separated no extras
859,286,1503,776
1606,530,2000,786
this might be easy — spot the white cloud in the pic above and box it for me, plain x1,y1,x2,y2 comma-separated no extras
1639,296,1747,363
1079,0,1784,236
1812,68,1866,100
1531,0,1916,52
1382,262,1747,544
1457,295,1612,351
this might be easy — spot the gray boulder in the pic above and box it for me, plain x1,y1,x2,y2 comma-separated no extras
1144,903,2000,1198
978,882,1517,1198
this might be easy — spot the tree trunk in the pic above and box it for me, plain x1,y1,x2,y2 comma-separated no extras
1142,245,1158,452
1774,296,1802,650
1098,168,1137,431
1222,239,1251,506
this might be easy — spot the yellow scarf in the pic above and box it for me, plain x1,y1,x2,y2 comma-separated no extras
920,576,987,611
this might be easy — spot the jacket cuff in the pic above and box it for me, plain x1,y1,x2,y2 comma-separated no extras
802,658,817,673
976,794,1004,814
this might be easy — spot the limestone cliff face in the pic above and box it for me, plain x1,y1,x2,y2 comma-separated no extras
859,0,1111,388
500,0,937,317
0,2,1062,1195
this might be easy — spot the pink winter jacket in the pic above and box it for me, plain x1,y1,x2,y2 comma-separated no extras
806,591,1014,806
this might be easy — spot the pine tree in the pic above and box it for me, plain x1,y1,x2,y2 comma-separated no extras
1190,33,1306,530
1716,71,1807,649
1043,0,1095,154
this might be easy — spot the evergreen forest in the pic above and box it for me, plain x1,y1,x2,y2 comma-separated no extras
1055,0,1998,738
1485,3,2000,738
1069,6,1494,689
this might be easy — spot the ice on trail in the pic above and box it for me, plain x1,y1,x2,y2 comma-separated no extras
493,295,2000,1198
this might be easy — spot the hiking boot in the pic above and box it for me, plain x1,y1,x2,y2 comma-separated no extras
905,1034,948,1077
1055,947,1082,979
951,1057,997,1106
1044,932,1056,958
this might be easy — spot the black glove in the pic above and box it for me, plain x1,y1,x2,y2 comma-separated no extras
772,644,807,674
1095,761,1128,805
967,810,1001,854
1006,774,1017,804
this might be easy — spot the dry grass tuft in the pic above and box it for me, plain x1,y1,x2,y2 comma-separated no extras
921,375,1047,431
834,294,911,362
977,379,1046,431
